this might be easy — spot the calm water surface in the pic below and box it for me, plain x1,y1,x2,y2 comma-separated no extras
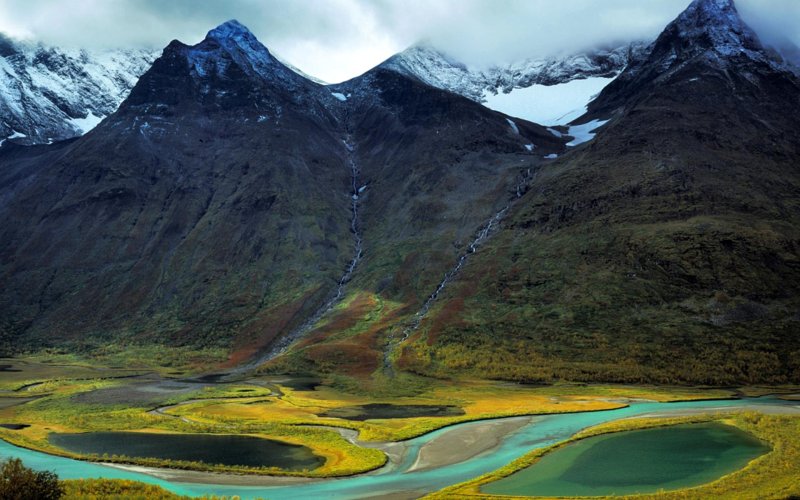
1,397,796,499
483,422,769,497
49,432,323,471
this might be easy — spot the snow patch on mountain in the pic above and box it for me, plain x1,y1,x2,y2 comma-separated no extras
0,33,156,144
68,111,104,134
0,130,26,147
506,118,520,134
566,119,610,146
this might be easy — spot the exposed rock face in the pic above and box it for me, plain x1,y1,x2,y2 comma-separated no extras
3,1,800,386
587,0,795,118
0,21,350,352
0,34,157,145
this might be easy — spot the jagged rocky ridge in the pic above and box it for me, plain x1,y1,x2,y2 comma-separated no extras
587,0,797,118
0,33,157,145
379,42,649,103
0,26,334,146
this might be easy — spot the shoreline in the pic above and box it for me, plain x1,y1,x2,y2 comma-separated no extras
98,415,540,486
98,462,325,487
3,399,799,490
407,416,533,473
3,396,768,485
631,403,800,419
64,403,800,488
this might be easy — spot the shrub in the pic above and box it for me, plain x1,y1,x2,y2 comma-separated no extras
0,458,63,499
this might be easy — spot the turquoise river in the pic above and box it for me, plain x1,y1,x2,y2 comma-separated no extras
1,397,797,499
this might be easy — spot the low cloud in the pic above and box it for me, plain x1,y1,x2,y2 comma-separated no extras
0,0,797,83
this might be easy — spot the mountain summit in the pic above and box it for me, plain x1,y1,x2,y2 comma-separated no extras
124,19,322,112
654,0,766,67
194,20,282,82
586,0,793,118
0,18,566,369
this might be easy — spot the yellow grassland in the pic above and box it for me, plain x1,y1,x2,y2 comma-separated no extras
0,360,757,480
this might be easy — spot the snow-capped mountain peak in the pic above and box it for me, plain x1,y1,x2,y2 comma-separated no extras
187,20,275,80
206,19,273,66
585,0,799,120
672,0,762,55
378,44,478,98
206,19,254,40
646,0,777,72
180,19,313,90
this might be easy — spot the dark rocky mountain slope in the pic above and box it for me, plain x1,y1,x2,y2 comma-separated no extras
393,0,800,385
4,0,798,387
0,21,565,365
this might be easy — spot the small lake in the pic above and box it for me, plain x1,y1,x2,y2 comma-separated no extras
277,378,322,391
321,403,464,421
2,397,794,499
483,422,770,497
49,432,324,471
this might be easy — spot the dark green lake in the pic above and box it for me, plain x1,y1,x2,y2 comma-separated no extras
483,422,770,497
49,432,323,471
321,403,464,421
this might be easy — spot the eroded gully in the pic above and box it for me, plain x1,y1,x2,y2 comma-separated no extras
232,131,365,374
384,167,537,371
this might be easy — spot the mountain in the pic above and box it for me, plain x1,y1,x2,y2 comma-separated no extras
0,20,352,356
379,42,649,124
0,20,566,369
586,0,796,118
4,0,798,388
0,34,157,145
381,42,647,102
388,0,800,386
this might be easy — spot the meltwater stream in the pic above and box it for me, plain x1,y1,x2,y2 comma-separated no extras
234,136,365,373
384,168,536,369
1,397,796,499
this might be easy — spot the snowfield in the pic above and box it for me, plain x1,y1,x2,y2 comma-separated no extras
482,76,617,125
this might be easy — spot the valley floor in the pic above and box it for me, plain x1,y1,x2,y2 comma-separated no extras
0,356,799,498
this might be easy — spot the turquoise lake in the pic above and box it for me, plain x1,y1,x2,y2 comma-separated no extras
0,397,795,499
483,422,769,497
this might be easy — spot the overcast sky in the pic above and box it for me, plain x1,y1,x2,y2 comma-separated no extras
0,0,798,83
